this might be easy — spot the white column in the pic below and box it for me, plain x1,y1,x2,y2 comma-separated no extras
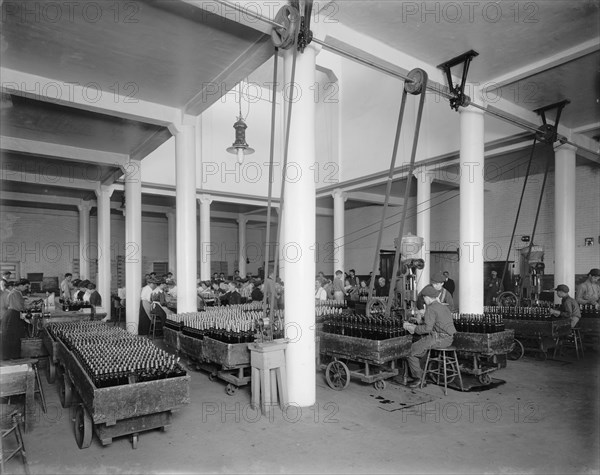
172,124,197,313
282,43,318,407
238,214,247,278
166,210,176,276
554,143,577,301
124,159,142,334
198,194,212,281
95,186,112,313
77,201,91,280
415,170,433,291
459,107,485,314
332,188,347,275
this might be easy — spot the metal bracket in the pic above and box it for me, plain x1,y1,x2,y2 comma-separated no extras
533,100,570,144
437,50,479,111
294,0,313,53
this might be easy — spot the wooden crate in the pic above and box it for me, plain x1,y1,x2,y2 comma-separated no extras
452,330,515,355
504,318,571,338
318,332,412,365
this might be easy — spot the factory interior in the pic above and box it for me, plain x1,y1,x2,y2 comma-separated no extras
0,1,599,474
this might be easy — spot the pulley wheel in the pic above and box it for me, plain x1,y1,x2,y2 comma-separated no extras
508,339,524,361
75,404,93,449
366,298,386,316
272,5,299,50
536,124,556,144
404,68,428,95
325,360,350,391
498,291,519,307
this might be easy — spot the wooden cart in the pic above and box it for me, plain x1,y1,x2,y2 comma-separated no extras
503,318,571,360
52,336,190,449
317,332,412,390
452,330,515,385
174,331,251,396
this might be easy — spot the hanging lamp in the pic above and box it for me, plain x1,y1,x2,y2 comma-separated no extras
226,82,254,164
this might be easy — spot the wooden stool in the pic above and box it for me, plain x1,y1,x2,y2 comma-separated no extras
249,340,288,416
1,411,30,475
554,328,584,360
421,346,463,396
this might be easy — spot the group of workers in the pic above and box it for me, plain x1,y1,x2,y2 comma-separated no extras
59,273,102,307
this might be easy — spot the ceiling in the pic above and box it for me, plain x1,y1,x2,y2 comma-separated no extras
1,0,599,220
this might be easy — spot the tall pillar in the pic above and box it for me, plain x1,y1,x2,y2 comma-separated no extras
77,201,91,280
166,210,176,276
459,107,485,314
238,214,247,278
95,186,112,313
124,159,142,334
172,124,197,312
554,143,577,300
332,188,347,275
282,43,319,407
198,194,212,281
415,170,433,291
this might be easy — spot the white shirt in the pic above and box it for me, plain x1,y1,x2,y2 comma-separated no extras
315,288,327,301
140,285,154,303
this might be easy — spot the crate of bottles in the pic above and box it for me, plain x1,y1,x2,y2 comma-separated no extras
578,304,600,335
318,312,412,365
47,322,190,427
452,330,515,355
486,306,571,338
163,326,180,352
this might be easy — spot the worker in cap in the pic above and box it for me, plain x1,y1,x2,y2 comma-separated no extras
551,284,581,329
576,268,600,308
416,271,455,313
403,284,457,388
484,270,504,306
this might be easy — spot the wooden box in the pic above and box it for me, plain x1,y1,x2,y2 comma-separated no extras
452,330,515,355
318,332,412,365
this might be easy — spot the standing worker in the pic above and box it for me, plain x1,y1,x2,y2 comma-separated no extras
442,271,455,296
484,270,504,306
1,279,31,360
332,270,346,303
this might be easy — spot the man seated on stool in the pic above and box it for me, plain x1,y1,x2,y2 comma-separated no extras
550,284,581,328
403,284,457,388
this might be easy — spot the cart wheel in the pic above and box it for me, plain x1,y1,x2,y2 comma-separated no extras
373,380,386,391
477,373,492,386
75,405,92,449
508,339,525,361
132,433,139,449
535,351,548,361
208,372,217,382
59,373,73,408
225,384,237,396
47,360,56,384
325,360,350,391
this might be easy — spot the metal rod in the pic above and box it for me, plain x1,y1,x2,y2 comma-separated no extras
500,136,537,287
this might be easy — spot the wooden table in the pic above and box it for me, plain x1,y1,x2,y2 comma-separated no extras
0,360,36,432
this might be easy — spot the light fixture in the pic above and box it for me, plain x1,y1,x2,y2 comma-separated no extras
226,82,254,164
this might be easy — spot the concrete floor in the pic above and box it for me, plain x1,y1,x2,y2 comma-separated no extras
2,343,599,475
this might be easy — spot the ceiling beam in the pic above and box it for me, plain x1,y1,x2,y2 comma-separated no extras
484,39,599,91
0,191,87,208
0,136,129,169
346,191,404,206
1,68,180,127
2,170,99,190
129,128,173,162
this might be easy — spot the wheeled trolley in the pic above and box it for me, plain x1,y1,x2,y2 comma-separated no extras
452,330,515,385
317,332,412,390
176,331,252,396
504,318,570,360
48,327,190,450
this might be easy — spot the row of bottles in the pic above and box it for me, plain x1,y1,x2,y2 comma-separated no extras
61,299,93,312
580,304,600,319
452,313,505,333
484,306,559,320
316,299,348,308
322,312,407,340
48,322,186,388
